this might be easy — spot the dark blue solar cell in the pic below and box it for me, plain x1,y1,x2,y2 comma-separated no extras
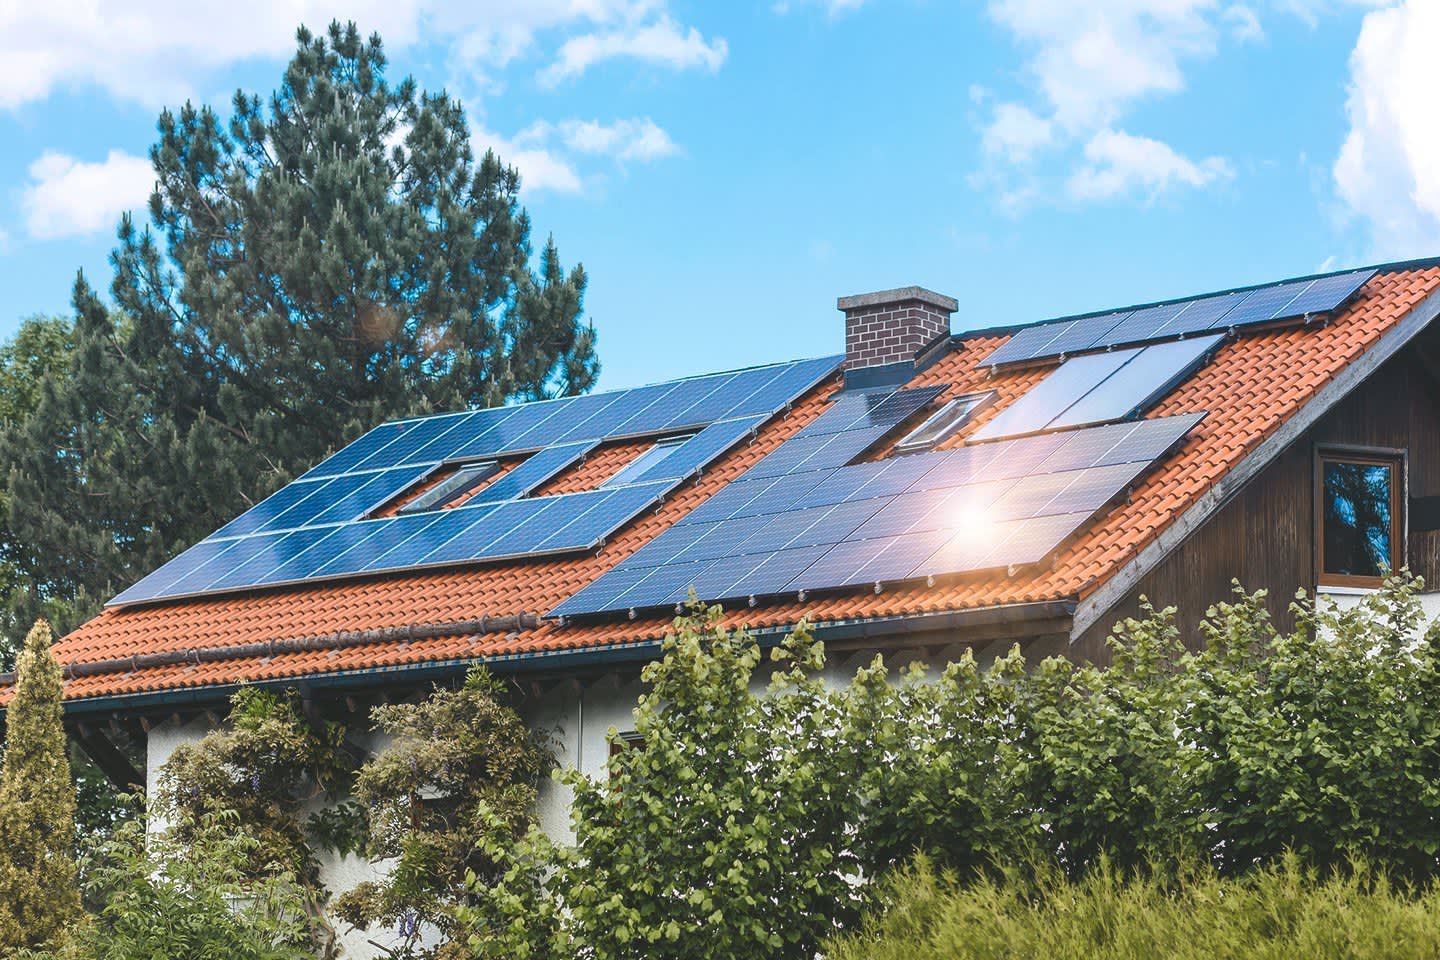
984,512,1089,568
978,320,1073,368
908,445,1000,491
678,476,779,525
990,471,1082,523
540,481,674,551
212,477,334,539
633,416,765,483
499,397,583,452
312,511,452,577
165,532,288,596
110,538,245,605
1211,281,1310,329
613,559,713,610
972,432,1069,483
351,414,472,472
302,521,399,579
789,538,893,593
801,427,890,471
551,564,657,617
622,522,715,567
912,518,1028,579
788,497,891,549
794,462,887,509
732,471,828,517
852,455,942,500
304,465,434,527
1035,420,1144,473
857,386,945,431
1152,291,1248,338
1093,303,1185,349
1049,335,1221,431
672,514,774,562
468,442,596,506
725,546,831,599
849,490,952,540
852,527,956,586
1091,413,1205,467
486,493,605,558
721,355,842,418
973,349,1138,441
646,372,740,431
416,499,549,566
668,368,797,428
205,526,338,591
364,506,492,570
745,434,832,479
1281,268,1374,317
1042,310,1134,356
672,553,768,604
537,391,626,445
733,504,833,554
299,421,410,480
799,387,897,436
415,406,518,463
464,401,568,456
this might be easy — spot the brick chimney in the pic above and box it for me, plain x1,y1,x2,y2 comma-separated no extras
837,286,957,388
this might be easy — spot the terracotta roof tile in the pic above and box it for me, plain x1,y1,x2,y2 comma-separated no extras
28,266,1440,704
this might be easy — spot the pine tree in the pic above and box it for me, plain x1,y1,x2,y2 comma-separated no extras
0,21,597,629
0,620,81,953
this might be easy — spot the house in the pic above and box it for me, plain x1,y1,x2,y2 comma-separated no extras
4,258,1440,955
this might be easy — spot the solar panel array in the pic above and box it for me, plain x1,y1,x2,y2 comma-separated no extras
109,355,842,607
972,335,1222,441
551,381,1206,618
979,267,1375,369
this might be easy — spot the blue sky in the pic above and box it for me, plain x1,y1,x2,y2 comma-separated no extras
1,1,1435,390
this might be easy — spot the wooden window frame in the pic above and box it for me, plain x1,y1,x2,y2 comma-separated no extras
1314,445,1407,590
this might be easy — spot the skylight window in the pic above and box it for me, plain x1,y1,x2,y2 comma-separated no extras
895,392,996,453
603,435,693,488
397,461,501,514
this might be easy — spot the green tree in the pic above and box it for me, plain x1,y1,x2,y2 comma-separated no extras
1,20,596,628
335,667,551,959
0,620,81,953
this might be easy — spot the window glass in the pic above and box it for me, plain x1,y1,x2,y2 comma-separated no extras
397,461,501,514
1321,458,1395,580
895,392,995,452
603,435,692,488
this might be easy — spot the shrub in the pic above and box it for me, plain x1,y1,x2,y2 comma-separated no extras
0,620,81,953
825,853,1440,960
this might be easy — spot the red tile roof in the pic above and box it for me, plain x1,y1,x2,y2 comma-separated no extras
23,266,1440,705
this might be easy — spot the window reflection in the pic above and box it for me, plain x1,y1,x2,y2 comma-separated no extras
1322,459,1394,579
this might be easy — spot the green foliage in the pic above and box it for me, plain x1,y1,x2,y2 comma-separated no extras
463,603,861,960
157,687,356,954
0,620,81,953
825,854,1440,960
0,19,596,637
21,807,315,960
335,667,551,960
464,577,1440,958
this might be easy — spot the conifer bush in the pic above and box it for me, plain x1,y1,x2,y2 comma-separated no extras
0,620,81,954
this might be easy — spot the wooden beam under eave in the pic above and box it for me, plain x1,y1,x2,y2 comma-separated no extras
68,722,144,794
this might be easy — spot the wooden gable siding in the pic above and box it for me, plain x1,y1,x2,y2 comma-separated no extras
1073,338,1440,663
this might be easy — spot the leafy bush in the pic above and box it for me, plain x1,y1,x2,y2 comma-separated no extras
462,577,1440,959
334,667,551,960
18,807,315,960
826,853,1440,960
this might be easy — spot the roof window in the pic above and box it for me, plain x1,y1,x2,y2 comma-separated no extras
895,392,996,453
603,435,693,488
397,461,502,514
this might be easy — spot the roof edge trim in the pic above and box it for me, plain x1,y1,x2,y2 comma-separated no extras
1073,277,1440,640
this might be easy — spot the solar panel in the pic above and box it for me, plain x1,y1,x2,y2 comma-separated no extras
979,268,1376,369
551,413,1206,618
1047,335,1222,431
111,354,843,607
971,350,1136,441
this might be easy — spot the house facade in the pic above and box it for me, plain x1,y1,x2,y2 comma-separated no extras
5,259,1440,957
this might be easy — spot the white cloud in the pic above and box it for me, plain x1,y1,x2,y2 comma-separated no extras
538,16,727,86
1333,0,1440,256
555,118,679,161
1223,4,1265,41
772,0,868,15
0,2,722,109
21,150,154,240
983,102,1054,163
1068,128,1233,201
0,228,10,253
477,116,680,193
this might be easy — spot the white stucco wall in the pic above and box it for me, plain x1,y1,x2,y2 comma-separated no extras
1316,586,1440,629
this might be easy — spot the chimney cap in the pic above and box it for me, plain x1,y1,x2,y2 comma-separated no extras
837,286,958,313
